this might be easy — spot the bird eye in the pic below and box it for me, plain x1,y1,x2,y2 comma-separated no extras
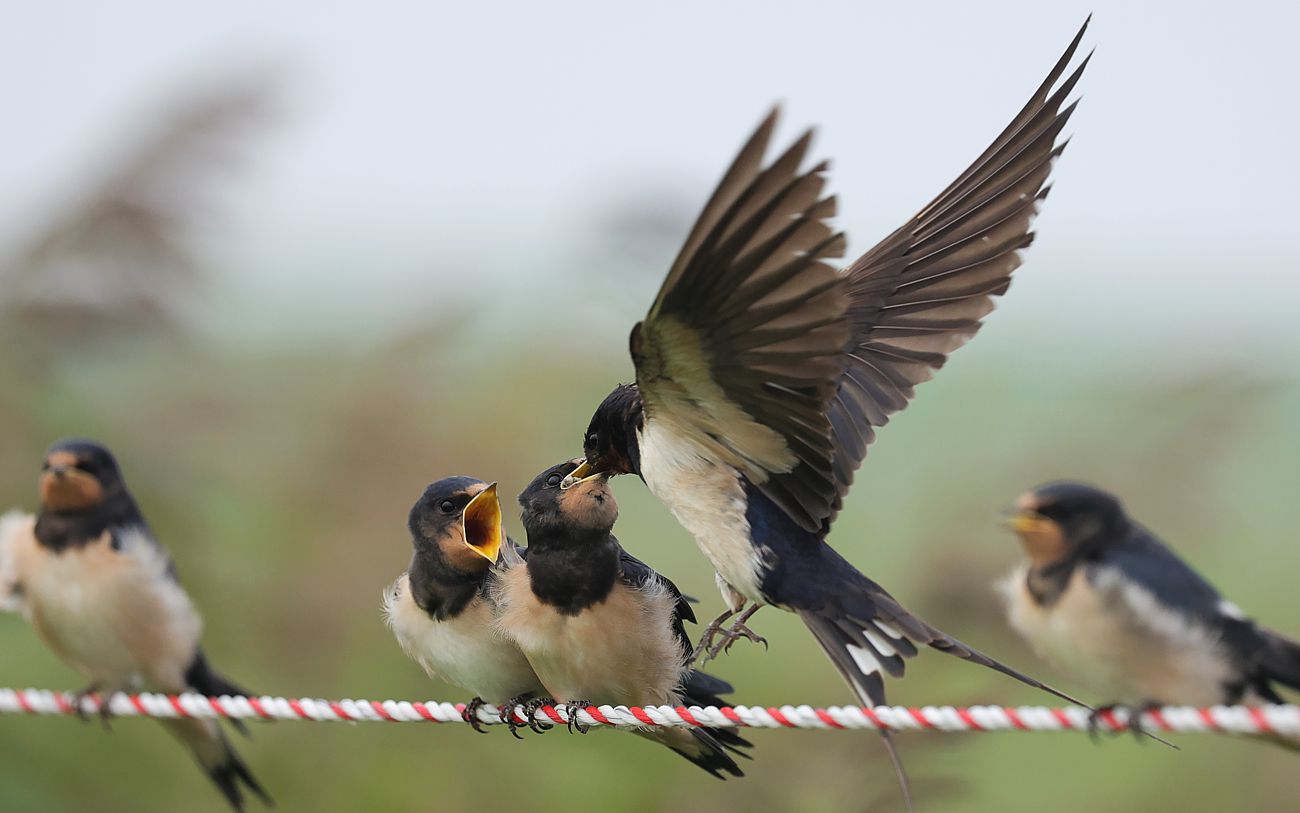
546,473,562,487
586,432,599,446
439,500,455,514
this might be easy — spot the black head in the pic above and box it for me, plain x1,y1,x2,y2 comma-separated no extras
1007,481,1130,565
518,458,617,538
576,384,644,479
408,476,504,573
39,438,129,515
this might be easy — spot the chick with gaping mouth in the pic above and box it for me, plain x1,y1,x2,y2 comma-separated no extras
384,477,546,732
495,459,751,778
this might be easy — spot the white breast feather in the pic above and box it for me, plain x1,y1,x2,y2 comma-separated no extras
638,419,763,603
383,573,541,706
494,566,687,707
21,528,202,690
999,563,1236,705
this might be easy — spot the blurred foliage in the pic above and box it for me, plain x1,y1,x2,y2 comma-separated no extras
0,71,275,371
2,69,1299,813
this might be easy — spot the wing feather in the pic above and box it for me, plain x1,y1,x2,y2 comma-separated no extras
823,20,1092,526
634,109,850,532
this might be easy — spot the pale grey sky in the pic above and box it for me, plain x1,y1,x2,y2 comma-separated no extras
4,1,1298,356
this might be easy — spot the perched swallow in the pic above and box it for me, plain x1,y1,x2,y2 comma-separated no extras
565,21,1092,801
1002,482,1300,741
495,459,751,778
383,476,547,730
0,439,269,811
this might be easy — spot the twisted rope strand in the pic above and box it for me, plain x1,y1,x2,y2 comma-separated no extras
2,688,1298,739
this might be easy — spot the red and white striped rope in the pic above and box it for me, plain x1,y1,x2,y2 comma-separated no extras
2,688,1298,738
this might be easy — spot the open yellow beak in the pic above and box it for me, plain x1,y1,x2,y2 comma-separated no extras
462,483,503,563
559,461,594,490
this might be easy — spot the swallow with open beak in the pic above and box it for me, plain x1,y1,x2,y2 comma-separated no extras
563,20,1093,805
495,459,751,778
1000,482,1300,747
383,476,547,731
0,439,270,811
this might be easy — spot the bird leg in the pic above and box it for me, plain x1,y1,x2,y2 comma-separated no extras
70,682,108,728
704,604,768,663
688,606,740,666
1122,700,1175,746
1087,702,1177,749
520,696,556,734
561,701,594,734
500,693,534,739
1086,703,1124,742
461,696,491,734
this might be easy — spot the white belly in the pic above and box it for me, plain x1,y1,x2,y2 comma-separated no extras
384,574,542,706
999,564,1235,705
494,567,686,706
637,420,762,604
21,530,200,691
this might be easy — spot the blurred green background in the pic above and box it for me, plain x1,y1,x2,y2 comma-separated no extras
2,2,1299,811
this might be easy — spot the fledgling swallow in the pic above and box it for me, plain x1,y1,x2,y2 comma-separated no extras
1001,482,1300,745
0,439,269,811
495,460,751,778
383,477,547,730
564,20,1093,803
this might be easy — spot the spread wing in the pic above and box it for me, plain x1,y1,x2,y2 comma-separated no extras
616,545,696,656
825,19,1092,526
631,110,850,532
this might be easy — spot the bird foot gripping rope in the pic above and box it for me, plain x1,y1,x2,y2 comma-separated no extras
2,688,1299,741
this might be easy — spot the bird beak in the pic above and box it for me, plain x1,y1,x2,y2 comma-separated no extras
39,464,103,511
1004,510,1051,535
560,461,595,490
462,484,503,562
560,462,610,490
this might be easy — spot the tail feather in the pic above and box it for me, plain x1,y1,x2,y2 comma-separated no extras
680,669,753,757
1259,628,1300,694
800,611,914,812
185,648,256,738
161,718,272,811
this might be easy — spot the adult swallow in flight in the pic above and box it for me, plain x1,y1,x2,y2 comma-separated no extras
564,20,1093,801
1002,481,1300,746
0,439,269,811
383,476,548,733
496,459,751,778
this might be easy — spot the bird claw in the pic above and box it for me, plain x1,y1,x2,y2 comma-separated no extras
500,694,534,739
1086,703,1123,743
1087,701,1175,748
520,697,555,734
708,621,767,662
70,683,111,730
691,605,766,665
562,701,593,734
462,696,491,734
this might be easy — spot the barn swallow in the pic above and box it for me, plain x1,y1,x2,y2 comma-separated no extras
564,20,1092,803
0,439,269,811
383,476,548,732
495,459,751,778
1001,482,1300,744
